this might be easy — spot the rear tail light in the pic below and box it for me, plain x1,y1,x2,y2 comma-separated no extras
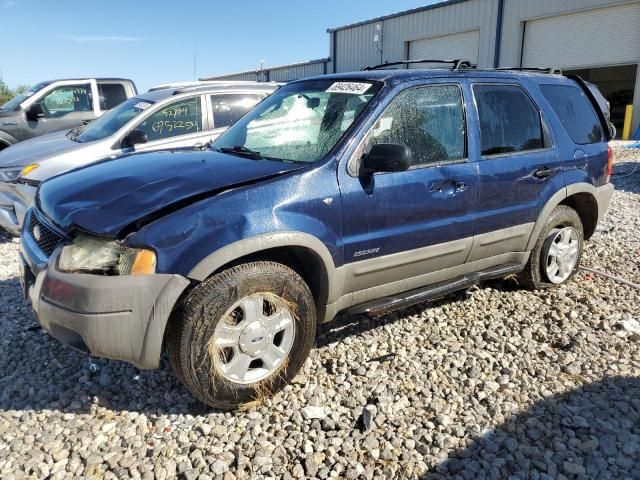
606,145,613,182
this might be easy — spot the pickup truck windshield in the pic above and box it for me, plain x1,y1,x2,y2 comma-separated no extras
0,82,49,111
213,79,382,163
76,97,155,143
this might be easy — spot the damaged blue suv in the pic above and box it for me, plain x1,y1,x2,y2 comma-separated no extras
20,61,614,409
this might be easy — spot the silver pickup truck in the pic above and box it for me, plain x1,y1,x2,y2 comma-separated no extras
0,78,137,149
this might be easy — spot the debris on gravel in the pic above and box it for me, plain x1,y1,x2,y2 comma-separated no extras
0,148,639,479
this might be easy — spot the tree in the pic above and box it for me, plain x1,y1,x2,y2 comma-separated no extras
0,81,29,107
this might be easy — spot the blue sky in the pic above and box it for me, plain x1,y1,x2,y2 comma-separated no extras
0,0,435,92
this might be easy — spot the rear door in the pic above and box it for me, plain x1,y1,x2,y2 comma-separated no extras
207,93,265,141
468,82,564,262
338,81,478,295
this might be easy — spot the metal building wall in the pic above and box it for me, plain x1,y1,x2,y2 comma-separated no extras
330,0,500,72
498,0,637,67
499,0,640,133
201,59,329,83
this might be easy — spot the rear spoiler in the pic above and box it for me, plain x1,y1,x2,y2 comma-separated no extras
567,75,614,141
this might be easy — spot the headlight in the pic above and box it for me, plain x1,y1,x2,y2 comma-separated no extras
58,234,156,275
21,163,40,177
0,167,23,181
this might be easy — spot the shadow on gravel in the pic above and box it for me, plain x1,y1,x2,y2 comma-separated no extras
0,229,16,244
423,376,640,479
611,161,640,194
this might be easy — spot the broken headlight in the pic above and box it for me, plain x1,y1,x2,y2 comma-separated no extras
0,167,23,182
58,234,156,275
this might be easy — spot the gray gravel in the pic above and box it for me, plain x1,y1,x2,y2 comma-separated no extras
1,147,639,479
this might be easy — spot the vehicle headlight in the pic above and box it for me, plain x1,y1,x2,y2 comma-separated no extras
21,163,40,177
0,167,23,181
58,234,156,275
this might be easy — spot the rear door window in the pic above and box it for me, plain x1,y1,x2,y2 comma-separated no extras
473,84,544,156
540,84,603,144
98,83,128,110
210,94,263,128
135,97,202,142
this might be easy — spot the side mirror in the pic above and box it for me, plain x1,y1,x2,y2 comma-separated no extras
26,103,45,121
121,129,148,148
360,143,411,175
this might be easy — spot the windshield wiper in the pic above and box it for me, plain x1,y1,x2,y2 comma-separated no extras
214,145,264,160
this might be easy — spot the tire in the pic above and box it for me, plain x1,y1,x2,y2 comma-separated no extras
167,261,316,409
519,205,584,290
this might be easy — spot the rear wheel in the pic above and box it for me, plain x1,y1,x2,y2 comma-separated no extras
519,205,584,290
167,261,316,409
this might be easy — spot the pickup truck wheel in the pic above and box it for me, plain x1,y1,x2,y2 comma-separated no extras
519,205,584,290
167,261,316,410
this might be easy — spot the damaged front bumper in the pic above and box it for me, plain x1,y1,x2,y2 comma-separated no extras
20,217,190,370
0,181,35,235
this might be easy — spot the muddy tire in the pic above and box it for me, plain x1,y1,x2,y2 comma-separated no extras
167,261,316,409
519,205,584,290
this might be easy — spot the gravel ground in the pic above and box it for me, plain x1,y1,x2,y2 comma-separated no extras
1,148,639,480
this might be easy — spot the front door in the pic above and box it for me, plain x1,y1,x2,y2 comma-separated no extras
338,82,478,295
127,95,210,153
24,81,97,139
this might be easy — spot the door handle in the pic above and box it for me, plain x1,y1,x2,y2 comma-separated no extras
455,181,468,192
429,180,469,196
533,167,553,179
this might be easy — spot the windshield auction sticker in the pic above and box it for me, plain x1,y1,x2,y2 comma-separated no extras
326,82,371,95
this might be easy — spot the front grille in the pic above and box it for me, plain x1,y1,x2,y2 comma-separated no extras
28,212,63,258
15,177,41,187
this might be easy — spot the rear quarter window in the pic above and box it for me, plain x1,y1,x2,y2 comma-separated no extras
540,84,603,145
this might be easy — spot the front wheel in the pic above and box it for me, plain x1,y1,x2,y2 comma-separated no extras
167,261,316,409
519,205,584,290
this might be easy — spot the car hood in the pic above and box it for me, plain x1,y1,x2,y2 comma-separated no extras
38,149,307,237
0,129,77,167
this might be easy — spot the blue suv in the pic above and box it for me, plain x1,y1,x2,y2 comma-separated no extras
19,62,614,409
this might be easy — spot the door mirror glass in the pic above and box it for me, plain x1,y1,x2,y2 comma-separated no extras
360,143,411,175
121,129,148,148
26,103,45,121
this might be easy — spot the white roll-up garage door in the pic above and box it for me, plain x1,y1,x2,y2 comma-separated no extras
522,3,640,69
408,30,479,67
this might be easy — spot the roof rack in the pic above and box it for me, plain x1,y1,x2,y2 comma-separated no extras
362,59,473,71
493,67,563,75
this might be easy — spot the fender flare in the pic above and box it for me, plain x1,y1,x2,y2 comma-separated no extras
0,130,18,149
526,182,605,250
187,231,342,304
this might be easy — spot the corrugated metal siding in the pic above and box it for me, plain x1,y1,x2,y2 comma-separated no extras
522,3,640,69
408,30,480,66
202,59,328,82
499,0,639,67
269,61,327,82
334,0,499,72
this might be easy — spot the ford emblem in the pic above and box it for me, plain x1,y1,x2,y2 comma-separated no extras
33,225,42,242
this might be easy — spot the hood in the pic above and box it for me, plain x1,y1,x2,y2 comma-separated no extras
0,129,77,167
0,109,19,119
38,149,306,237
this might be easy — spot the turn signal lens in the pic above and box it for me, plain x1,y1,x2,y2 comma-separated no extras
131,250,157,275
21,163,40,177
606,145,613,182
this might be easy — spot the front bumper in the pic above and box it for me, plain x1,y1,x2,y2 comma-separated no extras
20,220,190,370
0,182,35,235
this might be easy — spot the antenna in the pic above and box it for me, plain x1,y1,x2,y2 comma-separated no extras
193,39,197,80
